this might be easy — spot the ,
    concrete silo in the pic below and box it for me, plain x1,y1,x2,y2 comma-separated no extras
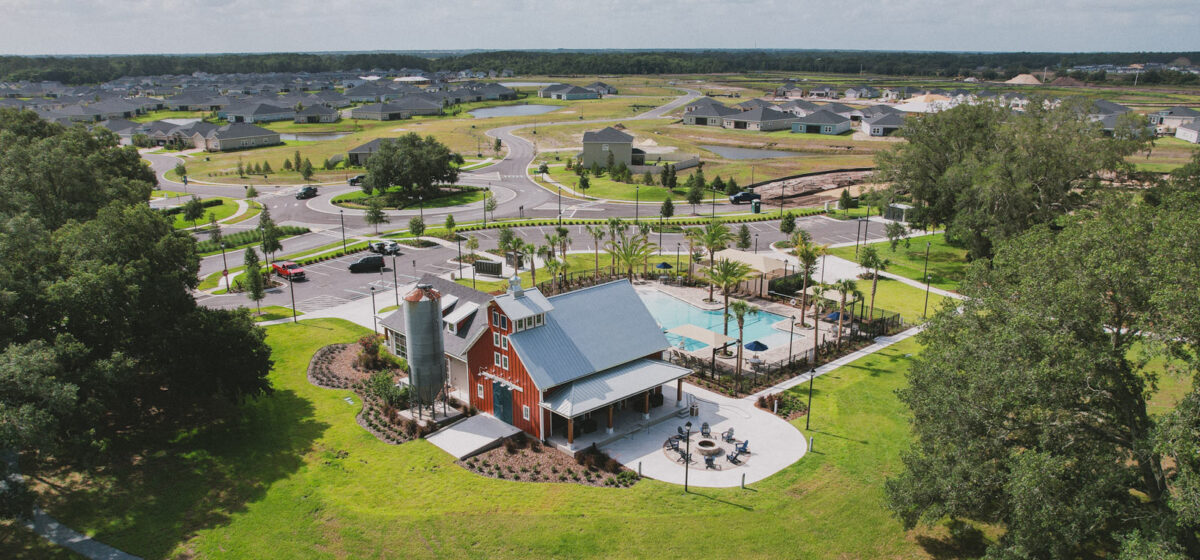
403,284,447,409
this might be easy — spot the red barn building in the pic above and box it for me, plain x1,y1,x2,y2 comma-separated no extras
468,277,691,450
384,274,691,452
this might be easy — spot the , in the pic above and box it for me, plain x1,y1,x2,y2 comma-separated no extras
270,261,306,281
348,255,385,272
295,185,318,199
369,241,401,255
728,191,761,204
